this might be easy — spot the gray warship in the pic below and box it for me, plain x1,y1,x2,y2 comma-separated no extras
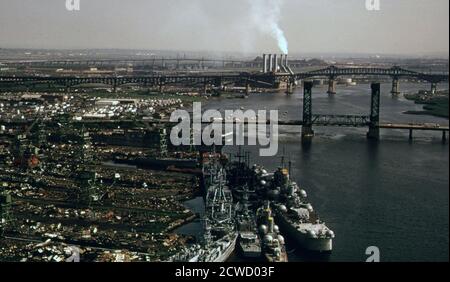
256,201,288,262
170,153,237,262
169,218,236,262
259,166,335,253
235,186,261,259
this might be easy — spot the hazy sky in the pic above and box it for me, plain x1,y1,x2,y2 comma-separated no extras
0,0,448,55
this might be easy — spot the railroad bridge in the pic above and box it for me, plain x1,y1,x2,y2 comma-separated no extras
301,81,449,143
0,66,448,142
294,66,449,95
0,66,448,94
1,58,252,69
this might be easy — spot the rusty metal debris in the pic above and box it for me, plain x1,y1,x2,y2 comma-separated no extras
0,92,200,262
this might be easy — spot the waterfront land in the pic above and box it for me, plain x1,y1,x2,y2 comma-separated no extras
404,90,449,118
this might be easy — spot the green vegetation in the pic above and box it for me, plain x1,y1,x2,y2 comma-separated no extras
404,91,449,118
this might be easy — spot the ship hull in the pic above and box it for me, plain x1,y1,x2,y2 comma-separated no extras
264,253,288,263
275,213,332,253
212,235,237,262
238,244,261,259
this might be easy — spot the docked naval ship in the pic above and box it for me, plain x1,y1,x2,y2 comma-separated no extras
235,186,261,259
256,201,288,262
272,167,334,252
252,165,335,253
203,152,237,261
204,168,236,238
201,152,228,192
202,159,238,261
170,154,237,262
169,218,237,262
199,219,236,262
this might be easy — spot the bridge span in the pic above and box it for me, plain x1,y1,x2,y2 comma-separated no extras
1,115,447,143
300,81,449,143
0,65,448,95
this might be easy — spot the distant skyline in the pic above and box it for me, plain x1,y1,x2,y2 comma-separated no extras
0,0,448,56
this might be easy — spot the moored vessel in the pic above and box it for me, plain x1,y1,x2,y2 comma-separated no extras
256,202,288,262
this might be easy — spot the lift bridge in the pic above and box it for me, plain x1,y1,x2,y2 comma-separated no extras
300,81,380,139
301,82,449,142
310,114,370,127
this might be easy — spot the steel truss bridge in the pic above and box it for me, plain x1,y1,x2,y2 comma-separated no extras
300,81,449,142
0,73,252,89
311,114,371,127
0,66,448,142
294,66,448,82
0,66,448,90
1,57,250,66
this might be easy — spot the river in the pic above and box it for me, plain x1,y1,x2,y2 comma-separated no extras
176,82,449,262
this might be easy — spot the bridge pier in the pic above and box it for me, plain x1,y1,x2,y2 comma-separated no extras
286,77,295,95
302,81,314,141
391,78,400,95
286,82,293,95
327,78,336,94
203,82,209,95
113,82,117,93
214,78,223,93
367,126,380,140
443,131,447,143
431,82,437,94
409,129,413,141
367,83,381,140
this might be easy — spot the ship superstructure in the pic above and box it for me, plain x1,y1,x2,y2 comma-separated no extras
170,152,237,262
235,186,261,259
256,201,288,262
253,165,335,253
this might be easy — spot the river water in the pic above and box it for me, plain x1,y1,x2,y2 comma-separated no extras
177,82,449,262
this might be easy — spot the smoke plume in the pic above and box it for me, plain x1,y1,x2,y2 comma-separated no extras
249,0,289,54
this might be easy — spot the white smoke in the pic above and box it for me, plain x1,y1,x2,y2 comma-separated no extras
249,0,289,54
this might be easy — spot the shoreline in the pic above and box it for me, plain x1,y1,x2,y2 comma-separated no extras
404,90,449,119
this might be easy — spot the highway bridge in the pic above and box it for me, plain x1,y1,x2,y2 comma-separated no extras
0,66,448,94
0,57,255,69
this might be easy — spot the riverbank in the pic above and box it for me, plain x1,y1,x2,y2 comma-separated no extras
404,90,449,118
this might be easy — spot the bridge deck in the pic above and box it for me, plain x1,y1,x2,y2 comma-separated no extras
1,119,448,131
378,123,449,131
0,66,448,85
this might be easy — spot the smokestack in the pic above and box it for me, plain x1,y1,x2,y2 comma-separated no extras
273,54,278,73
285,55,288,68
263,54,267,73
279,54,283,71
268,54,273,73
278,54,287,73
